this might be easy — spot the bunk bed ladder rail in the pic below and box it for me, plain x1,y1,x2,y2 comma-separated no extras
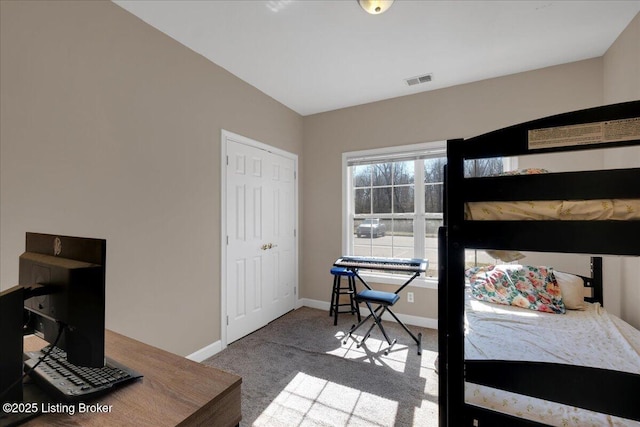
439,100,640,427
437,225,448,427
440,142,469,427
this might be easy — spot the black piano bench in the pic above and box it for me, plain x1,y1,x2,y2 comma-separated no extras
329,267,361,326
345,290,399,354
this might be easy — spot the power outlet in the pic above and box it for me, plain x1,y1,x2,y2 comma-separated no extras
407,292,414,303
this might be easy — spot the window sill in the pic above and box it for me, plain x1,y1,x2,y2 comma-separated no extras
356,271,438,290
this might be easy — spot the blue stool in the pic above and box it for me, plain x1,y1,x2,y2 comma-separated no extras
329,267,361,326
344,289,402,355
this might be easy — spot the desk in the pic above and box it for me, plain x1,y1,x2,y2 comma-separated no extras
20,330,242,427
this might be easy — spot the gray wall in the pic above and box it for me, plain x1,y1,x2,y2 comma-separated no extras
300,12,639,328
1,1,638,359
0,1,303,356
301,58,604,321
603,12,640,328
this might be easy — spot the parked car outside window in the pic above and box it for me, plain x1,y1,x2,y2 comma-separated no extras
356,219,386,238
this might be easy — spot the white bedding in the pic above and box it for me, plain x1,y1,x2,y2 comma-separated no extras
465,199,640,221
464,289,640,426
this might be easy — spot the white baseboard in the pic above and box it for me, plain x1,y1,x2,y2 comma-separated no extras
186,340,223,362
300,298,330,311
186,299,437,362
299,298,438,329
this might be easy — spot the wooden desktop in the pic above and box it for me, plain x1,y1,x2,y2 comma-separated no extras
20,330,242,427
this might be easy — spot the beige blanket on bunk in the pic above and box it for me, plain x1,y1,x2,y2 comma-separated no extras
465,199,640,221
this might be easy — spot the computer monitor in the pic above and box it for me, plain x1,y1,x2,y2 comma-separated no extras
0,232,107,423
21,232,106,368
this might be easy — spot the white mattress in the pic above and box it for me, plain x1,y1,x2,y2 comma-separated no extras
464,289,640,426
465,199,640,221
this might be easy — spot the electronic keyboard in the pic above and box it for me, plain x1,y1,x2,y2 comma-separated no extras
334,256,427,273
334,256,427,355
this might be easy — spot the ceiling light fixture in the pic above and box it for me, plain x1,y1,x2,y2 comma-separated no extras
358,0,394,15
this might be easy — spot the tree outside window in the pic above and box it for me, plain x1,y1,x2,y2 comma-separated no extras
347,143,504,281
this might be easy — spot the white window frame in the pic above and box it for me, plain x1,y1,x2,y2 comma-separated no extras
342,141,515,290
342,141,447,290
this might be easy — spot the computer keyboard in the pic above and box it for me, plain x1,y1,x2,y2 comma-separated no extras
23,346,142,402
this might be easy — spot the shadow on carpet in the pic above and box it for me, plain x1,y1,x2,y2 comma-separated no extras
203,307,439,427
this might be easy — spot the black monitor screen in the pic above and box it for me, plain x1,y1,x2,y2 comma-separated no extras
20,233,106,367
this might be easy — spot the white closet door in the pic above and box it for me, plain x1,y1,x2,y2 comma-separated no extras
225,137,295,344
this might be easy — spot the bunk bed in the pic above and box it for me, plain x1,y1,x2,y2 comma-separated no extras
438,100,640,426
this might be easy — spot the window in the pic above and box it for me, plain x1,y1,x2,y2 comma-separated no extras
343,142,445,286
352,160,416,259
462,158,508,271
343,142,507,288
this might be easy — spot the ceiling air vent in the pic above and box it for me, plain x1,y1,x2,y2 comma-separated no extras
405,73,433,86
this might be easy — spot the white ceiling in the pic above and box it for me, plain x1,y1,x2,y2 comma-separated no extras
113,1,640,116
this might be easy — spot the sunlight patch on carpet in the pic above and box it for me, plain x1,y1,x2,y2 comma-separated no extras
253,372,398,426
325,330,411,373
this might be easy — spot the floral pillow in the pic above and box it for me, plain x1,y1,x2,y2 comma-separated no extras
465,264,565,314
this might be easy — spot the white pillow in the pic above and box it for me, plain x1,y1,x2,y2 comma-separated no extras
554,270,586,310
484,250,526,262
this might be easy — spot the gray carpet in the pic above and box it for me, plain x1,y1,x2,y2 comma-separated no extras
203,307,439,427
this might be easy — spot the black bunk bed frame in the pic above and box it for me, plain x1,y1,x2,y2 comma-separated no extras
438,100,640,426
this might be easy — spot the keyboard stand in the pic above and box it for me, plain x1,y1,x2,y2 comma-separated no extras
344,269,423,355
